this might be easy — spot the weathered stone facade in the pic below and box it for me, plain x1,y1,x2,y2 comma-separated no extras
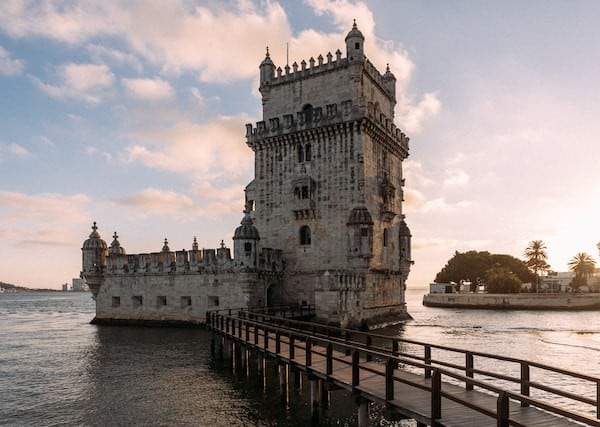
81,23,412,327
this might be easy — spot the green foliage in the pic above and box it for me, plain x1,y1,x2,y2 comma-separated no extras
485,266,522,293
568,252,596,291
434,250,535,285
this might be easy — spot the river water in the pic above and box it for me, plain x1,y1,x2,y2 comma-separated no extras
1,288,598,426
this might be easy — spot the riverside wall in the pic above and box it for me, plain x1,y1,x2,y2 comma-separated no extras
423,293,600,310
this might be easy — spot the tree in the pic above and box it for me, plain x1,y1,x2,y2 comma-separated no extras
434,251,535,285
485,266,521,293
523,240,550,293
568,252,596,292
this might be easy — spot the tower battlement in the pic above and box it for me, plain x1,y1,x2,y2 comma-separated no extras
245,99,409,157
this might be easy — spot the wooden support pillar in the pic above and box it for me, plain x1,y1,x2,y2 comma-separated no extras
217,335,224,360
279,363,289,406
310,378,320,425
358,398,369,427
320,381,329,408
293,367,302,390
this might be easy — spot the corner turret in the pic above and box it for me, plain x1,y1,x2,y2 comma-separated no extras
233,205,260,267
345,20,365,61
383,64,397,103
81,221,107,298
259,47,275,100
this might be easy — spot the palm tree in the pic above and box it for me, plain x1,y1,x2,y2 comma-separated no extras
568,252,596,292
524,240,549,292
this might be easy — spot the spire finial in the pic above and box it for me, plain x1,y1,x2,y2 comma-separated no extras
353,18,357,28
113,232,118,240
265,46,270,57
220,239,225,249
92,221,97,232
386,63,390,72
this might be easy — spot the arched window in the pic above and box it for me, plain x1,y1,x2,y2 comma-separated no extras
294,187,300,199
244,242,252,255
297,145,304,163
305,144,312,161
303,104,314,124
383,228,389,247
300,226,311,245
301,186,309,199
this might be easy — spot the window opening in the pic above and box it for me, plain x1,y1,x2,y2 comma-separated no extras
300,225,312,245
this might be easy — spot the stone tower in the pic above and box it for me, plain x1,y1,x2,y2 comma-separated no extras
245,22,413,327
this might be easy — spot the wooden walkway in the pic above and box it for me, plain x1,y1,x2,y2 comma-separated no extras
207,309,600,427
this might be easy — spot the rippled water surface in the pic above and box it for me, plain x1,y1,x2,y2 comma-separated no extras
1,289,599,426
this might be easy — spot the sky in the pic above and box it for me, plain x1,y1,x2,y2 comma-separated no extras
1,0,600,289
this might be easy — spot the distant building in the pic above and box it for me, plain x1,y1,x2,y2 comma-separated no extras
81,23,413,328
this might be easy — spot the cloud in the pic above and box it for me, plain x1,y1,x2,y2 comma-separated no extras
421,197,472,214
86,43,143,73
396,92,441,134
85,145,112,162
0,190,90,246
121,77,174,101
31,63,115,104
0,45,24,75
443,168,469,187
110,186,241,221
121,114,253,180
9,143,31,158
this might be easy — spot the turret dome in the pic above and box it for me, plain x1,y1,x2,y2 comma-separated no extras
399,216,411,236
345,20,365,42
82,222,107,251
234,212,260,240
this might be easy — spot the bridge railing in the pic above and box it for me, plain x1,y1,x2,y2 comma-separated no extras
207,309,600,425
226,308,600,419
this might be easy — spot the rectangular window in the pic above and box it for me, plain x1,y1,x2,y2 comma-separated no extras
181,296,192,308
132,295,143,307
156,296,167,307
112,296,120,308
208,295,219,307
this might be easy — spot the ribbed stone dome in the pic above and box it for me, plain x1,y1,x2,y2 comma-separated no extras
347,207,373,225
345,20,364,42
233,214,260,240
82,222,107,250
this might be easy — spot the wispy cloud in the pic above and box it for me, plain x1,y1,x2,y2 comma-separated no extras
0,190,90,246
0,142,31,160
31,63,115,104
0,45,24,75
122,77,174,101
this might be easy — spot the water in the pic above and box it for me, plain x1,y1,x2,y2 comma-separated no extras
1,289,599,426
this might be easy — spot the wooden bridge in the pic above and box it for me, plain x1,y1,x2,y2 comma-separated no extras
207,307,600,426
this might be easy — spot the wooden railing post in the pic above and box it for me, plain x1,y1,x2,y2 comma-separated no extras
431,369,441,420
219,315,224,332
596,381,600,419
352,350,360,388
225,317,230,335
289,334,295,360
245,320,250,342
326,343,333,376
306,338,312,368
345,331,351,356
466,352,474,390
264,326,269,350
424,345,432,378
254,323,259,345
521,362,530,407
366,335,372,362
385,358,395,401
276,331,281,354
497,391,509,427
392,340,399,369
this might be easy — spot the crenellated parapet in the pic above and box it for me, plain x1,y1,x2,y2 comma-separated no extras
245,99,409,156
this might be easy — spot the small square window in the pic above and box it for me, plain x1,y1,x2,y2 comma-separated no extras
132,295,143,307
112,296,120,308
181,296,192,308
208,295,219,307
156,296,167,307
